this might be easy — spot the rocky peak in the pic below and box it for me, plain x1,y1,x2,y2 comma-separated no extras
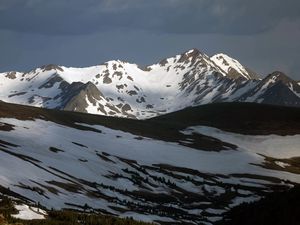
61,81,105,112
81,81,104,99
38,73,66,89
262,71,296,86
210,53,258,80
40,64,64,72
259,81,300,107
178,48,204,63
5,71,17,79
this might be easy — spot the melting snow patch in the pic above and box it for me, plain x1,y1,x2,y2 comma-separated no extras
274,161,290,168
12,204,47,220
207,216,223,222
186,126,300,158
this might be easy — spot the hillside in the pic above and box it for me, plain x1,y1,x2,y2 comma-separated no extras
0,101,300,224
217,185,300,225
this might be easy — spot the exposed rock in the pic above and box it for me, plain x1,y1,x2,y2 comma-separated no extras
5,71,17,79
116,84,124,90
127,90,138,96
97,104,107,115
62,82,104,113
102,70,112,84
122,104,132,112
40,64,64,72
113,71,123,80
227,68,248,80
159,58,168,66
8,92,27,98
178,48,203,64
116,103,123,108
38,74,65,89
127,76,134,81
146,104,154,109
105,103,120,113
260,82,300,107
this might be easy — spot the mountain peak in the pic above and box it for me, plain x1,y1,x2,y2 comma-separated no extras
211,53,258,80
269,71,289,78
264,71,294,84
185,48,202,56
177,48,207,64
40,64,64,72
182,48,205,59
0,49,299,120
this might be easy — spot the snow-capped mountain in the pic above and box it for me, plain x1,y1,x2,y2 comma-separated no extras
0,49,299,119
237,71,300,106
210,53,259,80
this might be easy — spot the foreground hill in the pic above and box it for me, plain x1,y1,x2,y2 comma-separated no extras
217,185,300,225
0,102,300,224
1,49,300,119
0,195,153,225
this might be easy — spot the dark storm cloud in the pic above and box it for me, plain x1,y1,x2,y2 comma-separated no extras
0,0,299,80
0,0,299,35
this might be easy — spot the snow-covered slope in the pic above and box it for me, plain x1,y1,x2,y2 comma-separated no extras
0,102,299,224
12,204,47,220
0,49,299,119
238,71,300,106
210,53,259,80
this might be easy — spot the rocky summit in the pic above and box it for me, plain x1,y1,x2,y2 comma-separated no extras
1,49,299,119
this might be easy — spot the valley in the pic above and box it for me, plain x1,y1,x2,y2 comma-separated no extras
0,101,299,224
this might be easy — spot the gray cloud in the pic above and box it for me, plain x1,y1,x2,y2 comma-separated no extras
0,0,299,35
0,0,299,80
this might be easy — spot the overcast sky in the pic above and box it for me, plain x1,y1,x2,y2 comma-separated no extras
0,0,299,79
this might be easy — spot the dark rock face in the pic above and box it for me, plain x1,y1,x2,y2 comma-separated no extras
263,71,298,86
40,64,64,72
5,71,17,79
211,53,260,80
159,58,168,66
8,92,27,98
260,82,300,107
62,82,104,112
236,71,300,107
178,49,203,64
227,68,247,80
128,90,138,96
39,74,65,89
102,70,112,84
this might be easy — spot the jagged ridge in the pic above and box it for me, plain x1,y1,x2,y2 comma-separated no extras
0,49,299,119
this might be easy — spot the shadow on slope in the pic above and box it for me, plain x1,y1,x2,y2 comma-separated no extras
0,101,300,151
216,185,300,225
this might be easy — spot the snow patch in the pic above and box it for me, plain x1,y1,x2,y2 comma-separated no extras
12,204,47,220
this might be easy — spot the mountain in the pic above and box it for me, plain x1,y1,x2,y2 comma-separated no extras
1,49,300,119
237,71,300,107
0,101,300,224
210,53,259,80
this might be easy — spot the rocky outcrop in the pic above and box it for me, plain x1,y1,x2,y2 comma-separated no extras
62,82,104,112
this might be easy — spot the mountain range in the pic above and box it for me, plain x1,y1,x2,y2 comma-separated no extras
0,49,300,225
1,48,300,119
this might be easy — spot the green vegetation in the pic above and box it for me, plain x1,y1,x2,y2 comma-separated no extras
0,196,154,225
